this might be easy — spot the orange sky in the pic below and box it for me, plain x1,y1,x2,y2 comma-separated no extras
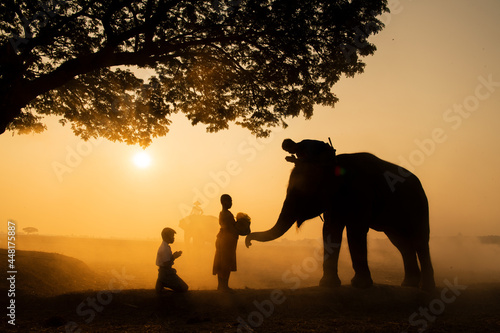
1,0,500,240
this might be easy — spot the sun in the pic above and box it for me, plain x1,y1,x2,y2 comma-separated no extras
133,151,152,168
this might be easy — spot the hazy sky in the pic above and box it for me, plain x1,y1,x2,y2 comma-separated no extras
1,0,500,239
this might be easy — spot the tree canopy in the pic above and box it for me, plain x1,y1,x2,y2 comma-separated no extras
0,0,388,146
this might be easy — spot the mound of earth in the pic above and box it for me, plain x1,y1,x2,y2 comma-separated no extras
1,249,105,297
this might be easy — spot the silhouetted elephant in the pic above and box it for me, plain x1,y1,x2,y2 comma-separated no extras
179,214,219,245
246,145,435,291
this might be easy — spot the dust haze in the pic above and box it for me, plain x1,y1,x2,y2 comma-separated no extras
4,229,500,293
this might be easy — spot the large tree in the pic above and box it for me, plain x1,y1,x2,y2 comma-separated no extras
0,0,388,146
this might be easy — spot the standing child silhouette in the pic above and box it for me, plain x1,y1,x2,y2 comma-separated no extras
212,194,239,292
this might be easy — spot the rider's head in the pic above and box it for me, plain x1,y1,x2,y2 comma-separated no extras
282,139,297,153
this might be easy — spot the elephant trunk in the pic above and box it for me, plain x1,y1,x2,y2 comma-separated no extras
246,198,297,246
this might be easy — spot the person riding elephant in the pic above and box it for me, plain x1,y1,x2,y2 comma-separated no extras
282,138,336,164
190,201,204,215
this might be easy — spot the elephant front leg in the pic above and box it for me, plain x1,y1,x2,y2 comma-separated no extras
319,214,344,288
347,225,373,288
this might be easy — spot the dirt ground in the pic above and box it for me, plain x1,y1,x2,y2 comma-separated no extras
2,234,500,332
4,284,500,332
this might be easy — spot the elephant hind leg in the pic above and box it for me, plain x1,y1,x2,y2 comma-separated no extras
416,242,435,291
386,233,420,288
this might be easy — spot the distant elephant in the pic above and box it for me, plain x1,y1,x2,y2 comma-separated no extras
179,214,219,245
246,150,435,291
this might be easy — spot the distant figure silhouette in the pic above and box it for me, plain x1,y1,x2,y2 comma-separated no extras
178,214,219,245
213,194,239,292
190,201,204,215
282,138,335,164
155,227,188,294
